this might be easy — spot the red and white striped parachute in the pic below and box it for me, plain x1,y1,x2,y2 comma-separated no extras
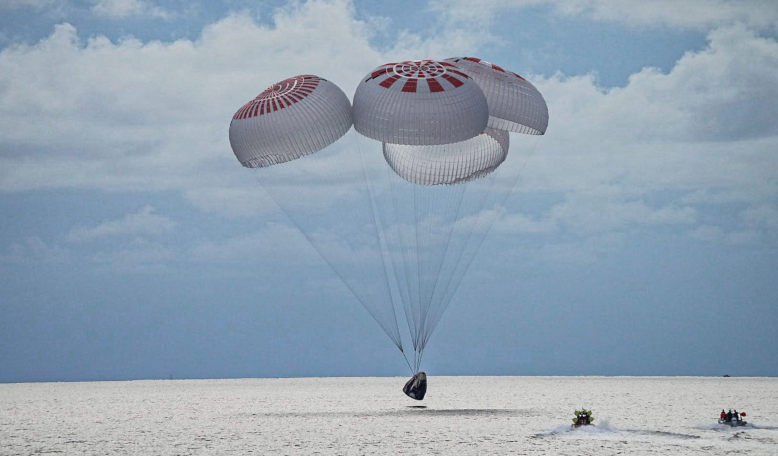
229,75,352,169
445,57,548,135
353,60,488,146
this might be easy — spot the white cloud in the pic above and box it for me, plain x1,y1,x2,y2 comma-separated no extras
0,236,69,263
184,185,277,217
567,0,778,30
490,211,559,234
679,186,778,205
0,0,775,264
431,0,778,31
67,205,176,242
191,221,381,267
191,222,315,263
743,204,778,230
0,0,488,216
533,25,778,144
688,225,760,245
90,0,169,19
486,194,696,236
537,232,627,265
90,241,176,273
0,0,59,10
548,197,697,233
506,24,778,212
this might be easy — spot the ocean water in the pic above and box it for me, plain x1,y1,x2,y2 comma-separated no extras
1,376,776,455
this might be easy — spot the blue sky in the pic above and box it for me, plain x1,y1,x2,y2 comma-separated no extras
1,0,777,382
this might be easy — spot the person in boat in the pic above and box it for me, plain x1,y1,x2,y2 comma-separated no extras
726,410,733,422
573,411,582,425
573,409,593,425
734,410,740,421
721,410,726,421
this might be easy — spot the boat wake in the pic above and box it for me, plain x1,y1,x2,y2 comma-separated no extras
531,425,576,439
535,421,698,441
698,422,777,431
747,424,778,430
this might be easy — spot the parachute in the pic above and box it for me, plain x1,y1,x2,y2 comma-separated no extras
444,57,548,134
382,127,509,186
230,75,352,167
228,58,548,381
352,60,488,145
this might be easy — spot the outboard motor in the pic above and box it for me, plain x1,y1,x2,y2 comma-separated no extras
403,372,427,400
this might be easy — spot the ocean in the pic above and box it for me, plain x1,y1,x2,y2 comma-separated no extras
1,376,776,454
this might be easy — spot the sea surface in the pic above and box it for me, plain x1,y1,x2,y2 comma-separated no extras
1,376,777,455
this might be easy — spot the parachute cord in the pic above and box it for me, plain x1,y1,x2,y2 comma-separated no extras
373,140,419,355
402,350,414,375
419,178,490,351
417,180,467,344
412,182,423,347
355,133,404,353
413,182,426,346
419,174,492,352
386,164,420,352
420,137,541,350
251,163,403,351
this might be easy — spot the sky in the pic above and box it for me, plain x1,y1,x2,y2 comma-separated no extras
1,0,777,383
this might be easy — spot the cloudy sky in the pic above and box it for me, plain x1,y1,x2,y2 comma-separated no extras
1,0,777,382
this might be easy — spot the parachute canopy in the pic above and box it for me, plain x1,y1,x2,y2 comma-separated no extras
382,127,509,186
353,60,488,146
229,75,353,168
445,57,548,135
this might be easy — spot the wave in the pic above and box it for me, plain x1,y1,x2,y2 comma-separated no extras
534,420,698,440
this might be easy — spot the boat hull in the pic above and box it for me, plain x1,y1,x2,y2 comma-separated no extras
718,419,747,427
